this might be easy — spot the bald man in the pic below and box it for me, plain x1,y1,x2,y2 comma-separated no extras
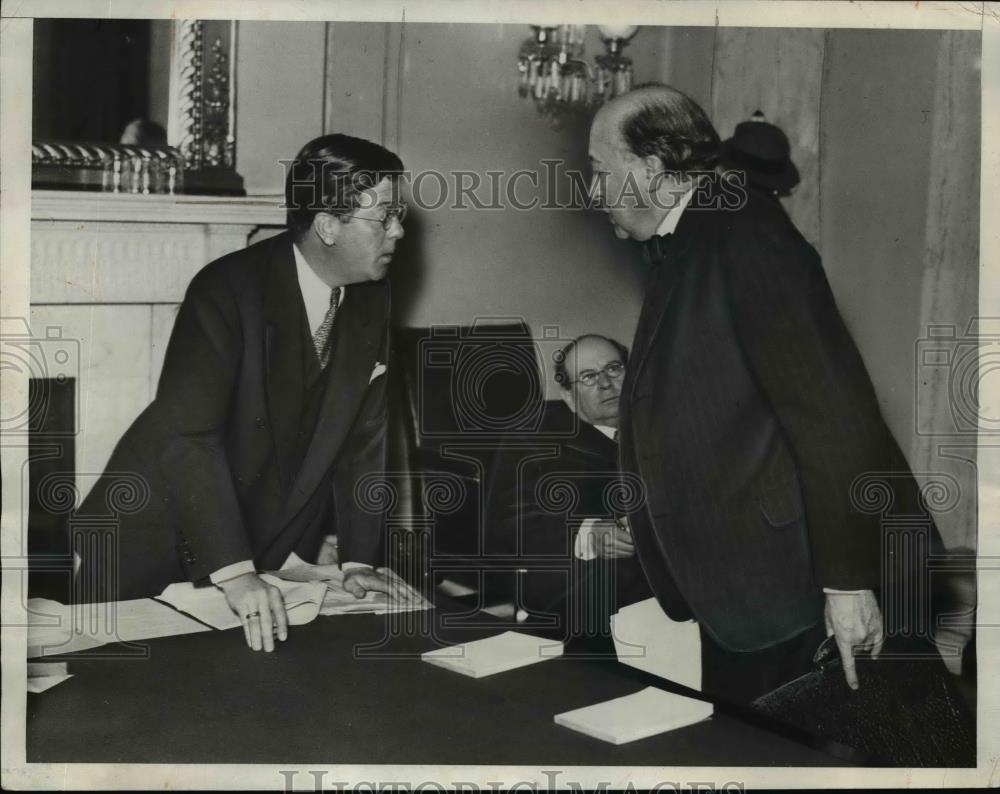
586,83,933,704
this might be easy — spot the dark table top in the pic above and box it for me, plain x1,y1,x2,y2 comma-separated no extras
26,603,845,766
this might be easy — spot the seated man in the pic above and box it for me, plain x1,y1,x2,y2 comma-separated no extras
485,334,651,651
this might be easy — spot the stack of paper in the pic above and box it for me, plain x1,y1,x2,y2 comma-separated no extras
27,597,211,658
611,597,702,691
422,631,563,678
27,662,73,693
158,575,327,630
554,686,713,744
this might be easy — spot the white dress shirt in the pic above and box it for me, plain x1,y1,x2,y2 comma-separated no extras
655,184,696,237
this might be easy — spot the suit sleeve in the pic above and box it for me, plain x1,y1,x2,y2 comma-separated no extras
721,211,886,589
332,325,390,567
155,270,253,581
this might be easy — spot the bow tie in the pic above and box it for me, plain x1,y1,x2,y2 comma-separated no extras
642,233,674,265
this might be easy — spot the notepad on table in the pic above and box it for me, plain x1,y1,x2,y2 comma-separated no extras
421,631,563,678
554,686,713,744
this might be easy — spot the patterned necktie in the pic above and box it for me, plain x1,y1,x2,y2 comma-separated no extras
312,286,342,368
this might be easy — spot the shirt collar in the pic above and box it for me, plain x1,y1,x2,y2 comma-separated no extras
292,242,345,334
592,423,618,441
654,185,696,237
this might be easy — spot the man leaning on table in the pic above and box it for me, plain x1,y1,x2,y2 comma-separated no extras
75,133,415,651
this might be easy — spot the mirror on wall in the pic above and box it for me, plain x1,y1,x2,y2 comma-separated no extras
31,18,244,196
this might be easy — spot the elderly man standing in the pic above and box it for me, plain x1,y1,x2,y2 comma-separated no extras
586,83,928,704
76,134,412,651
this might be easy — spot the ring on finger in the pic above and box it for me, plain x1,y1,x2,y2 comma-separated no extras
245,610,261,619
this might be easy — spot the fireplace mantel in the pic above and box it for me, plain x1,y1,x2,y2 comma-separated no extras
32,190,285,227
31,190,285,305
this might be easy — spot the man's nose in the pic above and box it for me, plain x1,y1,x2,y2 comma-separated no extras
388,217,405,240
590,175,605,207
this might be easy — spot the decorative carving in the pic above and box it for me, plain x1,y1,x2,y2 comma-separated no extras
32,20,243,196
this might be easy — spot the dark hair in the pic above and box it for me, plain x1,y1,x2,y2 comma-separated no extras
618,83,720,175
554,335,629,388
284,133,404,237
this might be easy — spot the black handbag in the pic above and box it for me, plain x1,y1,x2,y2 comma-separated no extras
751,635,975,766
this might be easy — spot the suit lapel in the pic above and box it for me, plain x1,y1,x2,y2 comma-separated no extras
629,249,684,396
627,194,710,397
568,420,618,465
263,234,307,491
281,281,387,525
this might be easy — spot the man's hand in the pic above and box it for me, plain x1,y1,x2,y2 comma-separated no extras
316,535,339,566
824,589,884,690
587,518,635,559
342,567,421,604
218,572,289,652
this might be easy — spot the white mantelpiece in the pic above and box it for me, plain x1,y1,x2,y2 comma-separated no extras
31,191,285,304
30,190,285,497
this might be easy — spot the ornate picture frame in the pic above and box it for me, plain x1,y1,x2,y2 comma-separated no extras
31,19,244,196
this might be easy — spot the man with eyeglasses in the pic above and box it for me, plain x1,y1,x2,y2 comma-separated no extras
75,134,415,651
486,334,651,650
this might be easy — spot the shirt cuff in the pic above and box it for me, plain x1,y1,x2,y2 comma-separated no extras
823,588,865,594
210,559,256,584
574,518,600,561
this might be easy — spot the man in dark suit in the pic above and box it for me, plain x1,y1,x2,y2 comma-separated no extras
587,84,917,703
76,134,412,651
486,335,650,650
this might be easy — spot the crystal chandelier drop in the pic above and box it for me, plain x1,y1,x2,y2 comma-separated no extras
517,24,639,124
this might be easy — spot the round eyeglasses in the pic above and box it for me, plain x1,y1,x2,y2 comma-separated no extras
351,203,408,231
570,360,625,387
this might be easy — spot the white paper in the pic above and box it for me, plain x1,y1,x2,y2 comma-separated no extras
27,597,211,658
27,673,74,694
27,661,73,692
554,686,713,744
421,631,563,678
158,575,327,630
611,597,702,691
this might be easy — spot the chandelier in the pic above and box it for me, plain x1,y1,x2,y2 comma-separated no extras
517,24,640,124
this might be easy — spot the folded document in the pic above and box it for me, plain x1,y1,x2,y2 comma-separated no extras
159,574,327,630
27,597,210,658
422,631,563,678
554,686,713,744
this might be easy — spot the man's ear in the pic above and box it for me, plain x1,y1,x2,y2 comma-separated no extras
312,212,343,247
641,154,663,180
560,387,577,414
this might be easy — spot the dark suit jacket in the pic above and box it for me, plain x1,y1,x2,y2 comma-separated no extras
486,402,648,619
620,180,922,652
77,231,389,600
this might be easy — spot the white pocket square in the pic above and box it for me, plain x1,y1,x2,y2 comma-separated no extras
369,362,387,383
